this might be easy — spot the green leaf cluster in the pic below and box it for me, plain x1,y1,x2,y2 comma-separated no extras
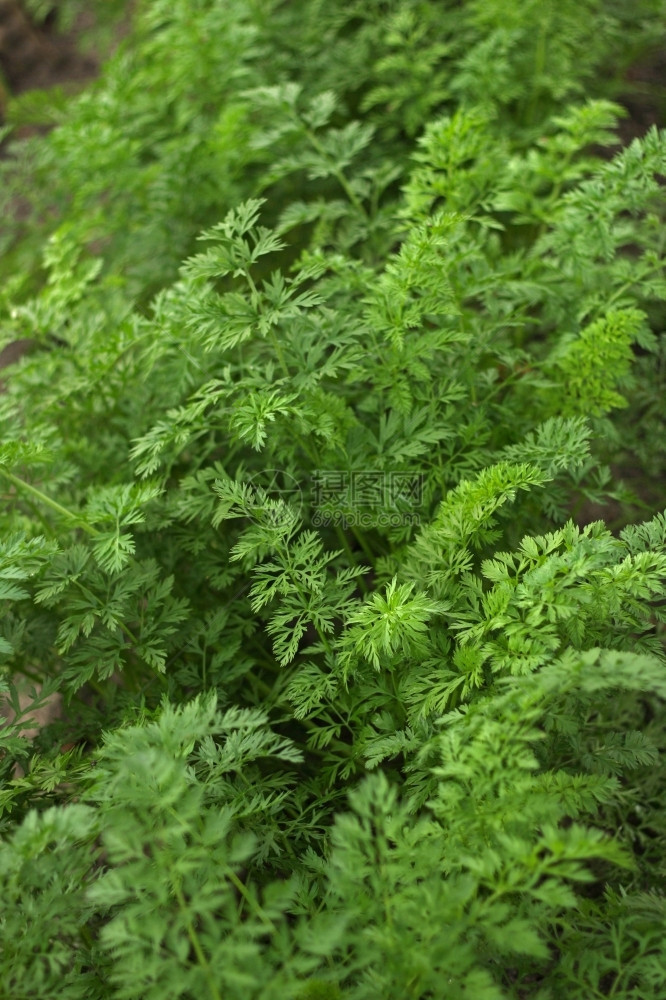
1,1,666,996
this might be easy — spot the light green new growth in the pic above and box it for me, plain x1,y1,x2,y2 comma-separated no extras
1,1,666,997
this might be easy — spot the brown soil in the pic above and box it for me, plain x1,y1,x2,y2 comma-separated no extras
0,3,113,382
0,0,98,109
617,48,666,144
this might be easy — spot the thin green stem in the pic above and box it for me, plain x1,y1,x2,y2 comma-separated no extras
334,524,368,594
244,267,291,378
72,579,140,648
269,330,291,379
350,524,377,563
225,867,277,932
5,658,52,690
173,883,223,1000
304,126,368,218
274,540,335,656
0,467,97,535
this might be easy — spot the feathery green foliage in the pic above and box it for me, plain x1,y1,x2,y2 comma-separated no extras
1,0,666,996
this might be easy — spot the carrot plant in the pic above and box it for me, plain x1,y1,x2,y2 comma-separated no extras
1,1,666,997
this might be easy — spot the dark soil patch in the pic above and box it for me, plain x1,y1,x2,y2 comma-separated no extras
0,0,98,105
617,47,666,144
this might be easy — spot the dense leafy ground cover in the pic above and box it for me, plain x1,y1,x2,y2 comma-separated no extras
1,1,666,996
